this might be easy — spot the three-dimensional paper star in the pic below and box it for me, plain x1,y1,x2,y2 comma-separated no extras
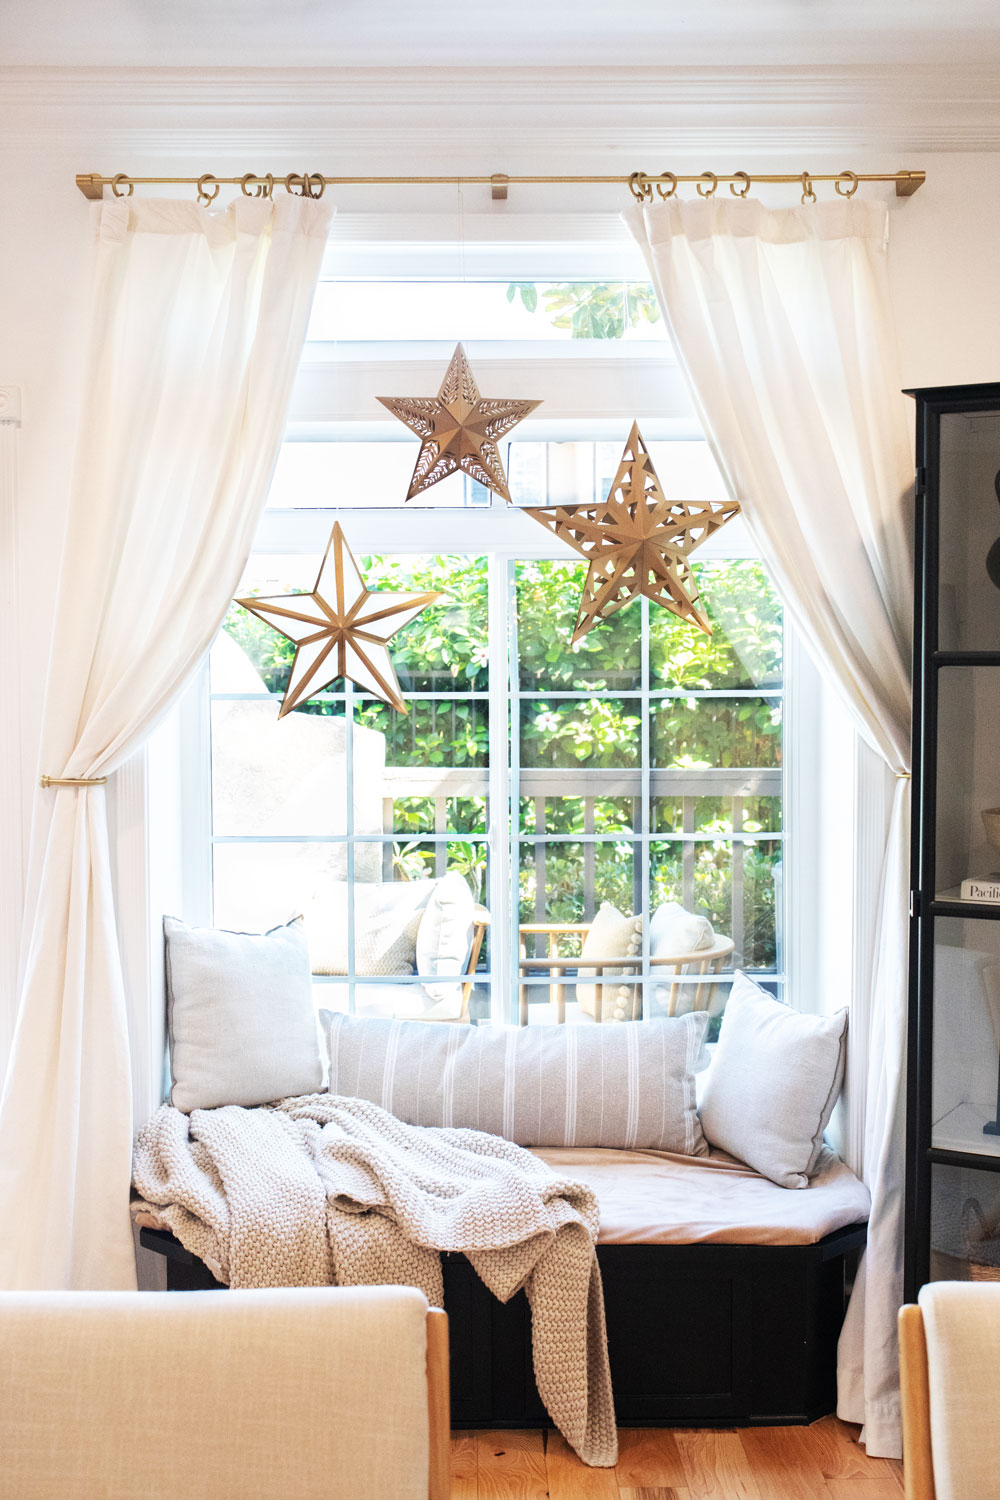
235,523,442,716
525,423,741,640
377,342,541,503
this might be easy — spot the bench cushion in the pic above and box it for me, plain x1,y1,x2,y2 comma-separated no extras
530,1143,870,1245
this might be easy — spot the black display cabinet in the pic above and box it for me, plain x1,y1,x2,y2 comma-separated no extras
905,382,1000,1301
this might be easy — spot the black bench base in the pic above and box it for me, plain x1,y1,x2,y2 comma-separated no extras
140,1223,866,1428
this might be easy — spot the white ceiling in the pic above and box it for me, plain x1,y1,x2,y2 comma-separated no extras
5,0,1000,69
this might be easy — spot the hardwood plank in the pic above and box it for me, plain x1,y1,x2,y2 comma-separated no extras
823,1481,906,1500
806,1417,903,1482
674,1427,763,1499
451,1433,479,1500
615,1430,687,1489
477,1429,549,1500
618,1490,689,1499
738,1427,830,1500
546,1431,621,1498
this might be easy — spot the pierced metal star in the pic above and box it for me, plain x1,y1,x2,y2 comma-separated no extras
377,341,541,503
235,523,442,716
525,422,741,641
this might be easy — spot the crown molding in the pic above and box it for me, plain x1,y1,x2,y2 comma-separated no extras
3,63,1000,156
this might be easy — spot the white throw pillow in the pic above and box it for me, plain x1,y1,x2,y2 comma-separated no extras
649,901,715,957
415,871,476,1012
164,915,324,1113
304,879,437,975
698,971,848,1189
576,901,642,1022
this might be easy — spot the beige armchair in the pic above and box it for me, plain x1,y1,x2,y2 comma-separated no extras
0,1285,449,1500
899,1282,1000,1500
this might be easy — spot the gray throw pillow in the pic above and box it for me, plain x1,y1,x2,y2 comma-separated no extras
698,971,848,1189
165,915,324,1112
320,1011,711,1155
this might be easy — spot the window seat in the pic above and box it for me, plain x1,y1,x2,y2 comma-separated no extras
137,1140,867,1429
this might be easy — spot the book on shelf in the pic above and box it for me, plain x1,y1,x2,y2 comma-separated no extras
960,876,1000,902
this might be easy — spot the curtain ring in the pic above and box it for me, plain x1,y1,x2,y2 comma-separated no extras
240,172,263,198
628,171,652,202
111,174,134,198
800,171,817,205
655,172,678,200
730,171,751,199
304,173,326,200
697,172,718,198
835,170,859,198
260,173,275,199
196,174,220,205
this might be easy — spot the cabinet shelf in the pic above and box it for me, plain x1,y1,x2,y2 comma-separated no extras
932,651,1000,667
931,1101,1000,1160
932,892,1000,920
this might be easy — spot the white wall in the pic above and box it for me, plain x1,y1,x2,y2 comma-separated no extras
1,116,999,1066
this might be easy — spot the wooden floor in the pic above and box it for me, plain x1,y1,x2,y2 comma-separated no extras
451,1418,904,1498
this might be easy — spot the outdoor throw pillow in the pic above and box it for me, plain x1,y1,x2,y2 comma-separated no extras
698,970,848,1189
649,901,715,957
164,915,324,1112
320,1010,711,1155
575,901,642,1022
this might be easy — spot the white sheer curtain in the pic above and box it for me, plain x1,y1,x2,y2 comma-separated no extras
0,194,332,1291
627,197,913,1456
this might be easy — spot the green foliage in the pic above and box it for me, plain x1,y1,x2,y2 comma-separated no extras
506,281,662,339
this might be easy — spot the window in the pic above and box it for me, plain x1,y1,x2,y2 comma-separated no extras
196,234,800,1028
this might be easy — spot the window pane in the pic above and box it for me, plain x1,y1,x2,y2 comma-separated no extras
360,698,489,770
388,792,488,838
360,554,489,692
520,698,641,770
649,560,783,690
516,560,641,691
651,793,782,836
650,837,780,975
519,839,636,928
650,697,782,770
519,794,636,837
307,280,667,344
211,841,370,940
211,701,384,839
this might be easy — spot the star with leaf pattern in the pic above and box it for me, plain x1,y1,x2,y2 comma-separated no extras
525,422,741,640
235,522,442,716
378,342,540,503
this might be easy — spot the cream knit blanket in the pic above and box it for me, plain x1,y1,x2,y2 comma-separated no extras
132,1094,618,1467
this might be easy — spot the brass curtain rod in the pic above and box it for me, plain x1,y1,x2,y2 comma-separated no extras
76,168,926,204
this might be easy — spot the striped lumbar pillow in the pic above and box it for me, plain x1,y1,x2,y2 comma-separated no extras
319,1011,711,1155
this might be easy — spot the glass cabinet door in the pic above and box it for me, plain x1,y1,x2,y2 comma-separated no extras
908,386,1000,1300
937,406,1000,653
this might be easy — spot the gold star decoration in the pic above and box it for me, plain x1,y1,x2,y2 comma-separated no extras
525,422,741,641
235,522,442,716
377,341,541,503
